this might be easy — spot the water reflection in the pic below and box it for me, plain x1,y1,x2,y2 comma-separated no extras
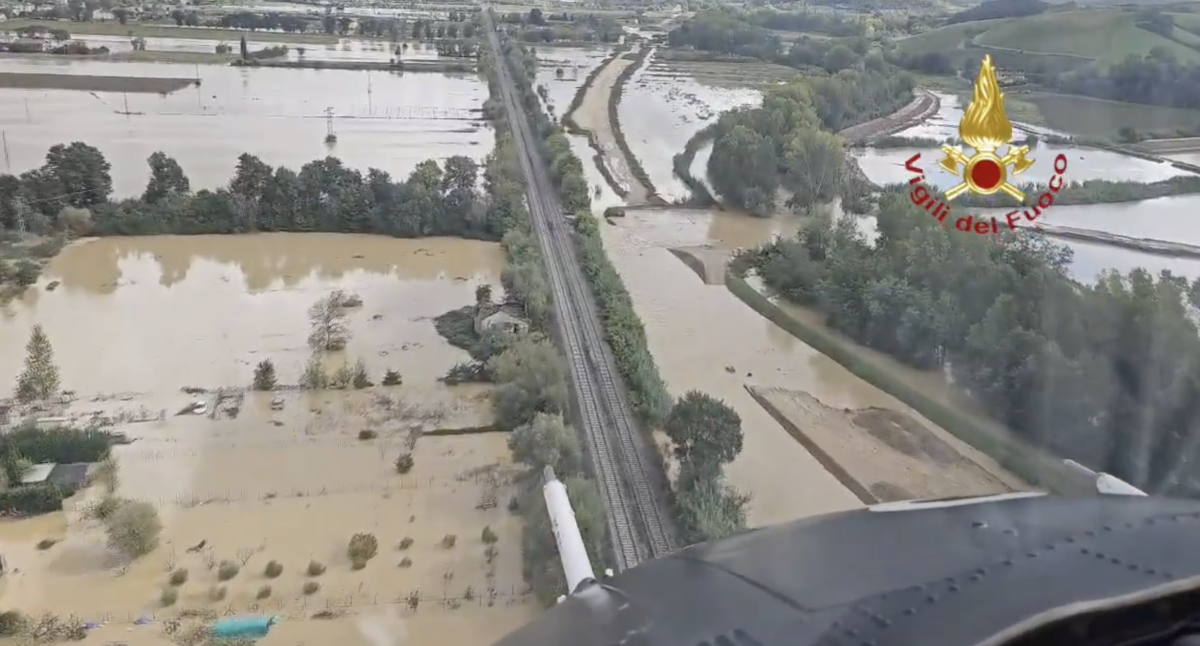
0,233,504,393
0,61,490,195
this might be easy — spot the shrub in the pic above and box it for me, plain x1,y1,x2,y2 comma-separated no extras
0,483,65,515
440,534,457,549
481,526,498,544
398,537,413,550
0,611,26,636
36,538,58,550
381,369,402,386
159,587,179,607
208,585,227,602
357,429,377,441
302,581,320,595
350,359,373,389
256,585,272,599
306,560,326,576
168,568,189,586
104,500,161,560
83,495,125,521
394,453,414,474
252,359,277,391
264,560,283,578
398,557,413,568
217,560,240,581
347,533,378,563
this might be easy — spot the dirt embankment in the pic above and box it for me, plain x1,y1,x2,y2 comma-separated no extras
0,71,197,93
565,48,657,205
838,89,941,144
747,385,1023,503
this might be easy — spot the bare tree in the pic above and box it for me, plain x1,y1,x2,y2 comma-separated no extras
307,292,350,352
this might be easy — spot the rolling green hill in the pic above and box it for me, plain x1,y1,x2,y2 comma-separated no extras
897,9,1200,67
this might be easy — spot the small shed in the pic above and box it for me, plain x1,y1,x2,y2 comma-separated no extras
19,462,94,489
20,463,55,485
48,463,93,490
475,304,527,336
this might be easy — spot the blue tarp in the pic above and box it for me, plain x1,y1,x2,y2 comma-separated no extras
212,616,279,640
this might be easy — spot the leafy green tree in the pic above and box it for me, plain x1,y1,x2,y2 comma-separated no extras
16,324,60,403
664,390,744,468
488,336,568,430
252,359,277,391
143,152,190,204
508,412,582,478
42,142,113,211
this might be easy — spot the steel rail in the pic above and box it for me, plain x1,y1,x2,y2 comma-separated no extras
482,14,676,569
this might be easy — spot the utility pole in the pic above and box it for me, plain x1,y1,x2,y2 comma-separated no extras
324,107,337,144
367,72,373,114
2,132,9,173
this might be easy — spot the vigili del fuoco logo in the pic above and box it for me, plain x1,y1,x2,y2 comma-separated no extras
904,55,1068,235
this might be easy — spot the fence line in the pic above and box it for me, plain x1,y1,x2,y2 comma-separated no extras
53,586,531,627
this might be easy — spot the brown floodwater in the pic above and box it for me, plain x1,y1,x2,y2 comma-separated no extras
0,233,505,394
0,233,534,645
601,209,869,525
0,60,490,196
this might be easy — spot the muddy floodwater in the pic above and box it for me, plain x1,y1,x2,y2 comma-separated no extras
0,233,505,394
0,233,535,646
602,210,865,524
0,60,490,196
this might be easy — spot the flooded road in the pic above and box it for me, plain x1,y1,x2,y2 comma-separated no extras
0,233,505,394
0,60,489,196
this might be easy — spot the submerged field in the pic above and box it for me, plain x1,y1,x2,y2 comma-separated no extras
618,51,764,202
0,58,489,196
0,233,534,645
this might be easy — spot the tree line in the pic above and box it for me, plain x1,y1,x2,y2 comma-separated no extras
0,141,502,237
743,194,1200,495
703,67,913,215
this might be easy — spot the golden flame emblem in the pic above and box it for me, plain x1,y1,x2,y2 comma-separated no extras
938,56,1034,202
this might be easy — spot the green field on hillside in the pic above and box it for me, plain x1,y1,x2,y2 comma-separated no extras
898,9,1200,66
1025,92,1200,137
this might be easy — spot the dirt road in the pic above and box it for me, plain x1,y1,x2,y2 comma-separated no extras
566,51,652,205
839,89,940,143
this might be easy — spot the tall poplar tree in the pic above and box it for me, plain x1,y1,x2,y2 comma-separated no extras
16,324,60,403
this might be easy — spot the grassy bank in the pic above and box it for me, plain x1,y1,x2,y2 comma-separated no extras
671,126,718,206
608,46,663,205
724,264,1094,495
953,174,1200,208
0,19,342,44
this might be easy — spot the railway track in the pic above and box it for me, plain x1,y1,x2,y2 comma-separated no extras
482,12,676,571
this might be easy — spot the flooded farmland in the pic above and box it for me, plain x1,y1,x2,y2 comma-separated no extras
74,34,439,62
618,50,761,202
0,233,505,393
535,47,625,211
0,232,536,646
0,59,490,196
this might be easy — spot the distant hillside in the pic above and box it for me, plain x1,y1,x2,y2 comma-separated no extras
896,8,1200,69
